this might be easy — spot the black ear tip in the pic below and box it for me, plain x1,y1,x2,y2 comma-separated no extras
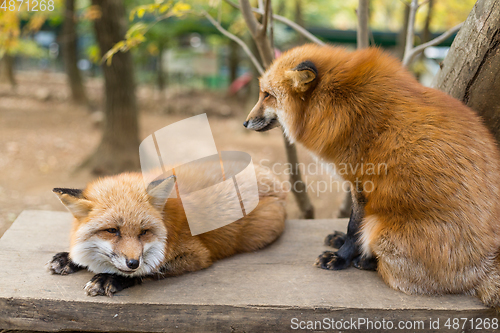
52,188,83,197
293,60,318,76
147,174,176,193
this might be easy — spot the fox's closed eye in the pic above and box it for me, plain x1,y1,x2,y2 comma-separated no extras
139,229,149,236
263,92,271,98
105,228,118,234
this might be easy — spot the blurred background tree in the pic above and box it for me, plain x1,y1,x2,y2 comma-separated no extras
80,0,140,175
0,1,62,87
61,0,87,103
435,0,500,145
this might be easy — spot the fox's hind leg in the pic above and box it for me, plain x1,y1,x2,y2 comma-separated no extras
47,252,84,275
353,255,378,271
316,191,375,270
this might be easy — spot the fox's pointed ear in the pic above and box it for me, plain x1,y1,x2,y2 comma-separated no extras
53,188,93,219
147,175,176,211
285,60,318,92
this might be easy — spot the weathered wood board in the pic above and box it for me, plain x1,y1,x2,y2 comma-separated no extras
0,210,496,332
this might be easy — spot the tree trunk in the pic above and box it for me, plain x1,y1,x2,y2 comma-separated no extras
0,54,16,88
62,0,87,104
357,0,369,49
245,38,261,115
422,0,434,44
228,40,239,83
434,0,500,144
83,0,140,175
413,0,434,80
157,42,166,92
239,0,314,218
284,138,314,218
397,4,411,59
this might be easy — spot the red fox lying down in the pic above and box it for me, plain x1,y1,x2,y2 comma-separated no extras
48,164,286,296
244,44,500,308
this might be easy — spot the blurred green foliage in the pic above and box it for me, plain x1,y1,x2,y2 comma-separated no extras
274,0,475,32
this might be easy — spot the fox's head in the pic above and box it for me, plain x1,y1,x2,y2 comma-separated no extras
244,44,400,148
244,46,320,141
53,174,176,277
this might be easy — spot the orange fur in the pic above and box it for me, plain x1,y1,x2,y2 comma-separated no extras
247,44,500,307
57,165,286,279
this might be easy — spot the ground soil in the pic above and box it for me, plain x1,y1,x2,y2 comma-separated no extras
0,71,345,238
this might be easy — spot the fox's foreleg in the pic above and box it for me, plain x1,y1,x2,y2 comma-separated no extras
84,273,142,297
315,191,377,271
48,252,84,275
48,252,142,296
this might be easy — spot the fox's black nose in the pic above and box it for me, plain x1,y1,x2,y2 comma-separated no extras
243,121,249,128
126,259,139,269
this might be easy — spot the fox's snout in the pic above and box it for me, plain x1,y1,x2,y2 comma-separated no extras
245,59,318,134
244,92,279,132
112,253,142,273
110,236,145,273
126,258,140,269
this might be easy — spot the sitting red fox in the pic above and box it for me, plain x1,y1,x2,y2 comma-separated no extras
244,44,500,308
48,165,286,296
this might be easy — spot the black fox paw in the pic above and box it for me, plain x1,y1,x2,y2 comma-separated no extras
47,252,83,275
85,274,122,297
314,251,350,270
324,231,347,249
353,255,378,271
84,273,141,297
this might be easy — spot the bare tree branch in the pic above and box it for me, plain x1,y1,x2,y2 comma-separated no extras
220,0,315,218
270,12,325,45
404,0,418,61
257,0,264,11
402,0,463,67
269,0,274,50
239,0,274,67
357,0,369,49
202,10,264,74
239,0,261,36
261,0,271,35
224,0,325,46
402,22,463,66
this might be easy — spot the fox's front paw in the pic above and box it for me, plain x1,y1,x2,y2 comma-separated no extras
315,251,350,270
85,274,120,297
47,252,83,275
84,273,141,297
324,231,346,249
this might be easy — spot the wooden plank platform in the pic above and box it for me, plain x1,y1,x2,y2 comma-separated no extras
0,210,496,332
